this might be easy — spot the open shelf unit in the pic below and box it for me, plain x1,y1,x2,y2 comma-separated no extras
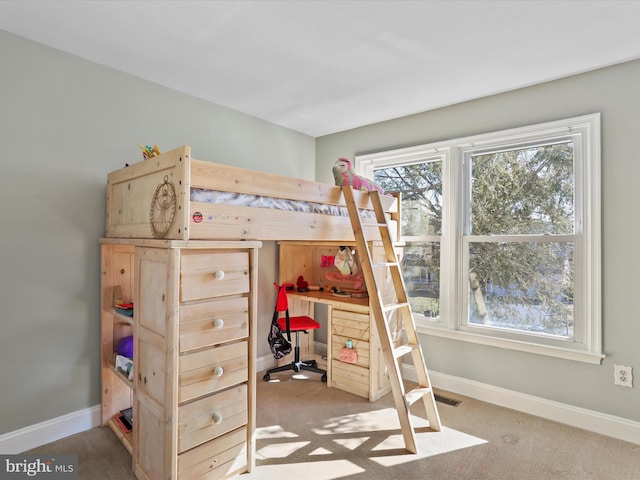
100,243,135,452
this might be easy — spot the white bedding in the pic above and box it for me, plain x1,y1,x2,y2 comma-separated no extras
190,188,374,218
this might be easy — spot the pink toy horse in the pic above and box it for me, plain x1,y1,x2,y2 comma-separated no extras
332,158,383,193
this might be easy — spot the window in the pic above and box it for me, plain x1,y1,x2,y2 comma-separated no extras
357,114,602,364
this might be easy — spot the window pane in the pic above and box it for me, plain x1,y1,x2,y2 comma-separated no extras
468,241,574,338
374,161,442,236
402,242,440,320
470,142,574,235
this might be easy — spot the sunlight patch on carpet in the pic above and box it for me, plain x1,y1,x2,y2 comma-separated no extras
312,407,430,435
370,426,487,467
309,447,333,455
255,425,299,439
333,437,370,450
242,460,365,480
251,407,488,476
256,441,310,459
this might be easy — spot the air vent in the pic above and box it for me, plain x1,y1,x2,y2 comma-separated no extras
434,393,461,407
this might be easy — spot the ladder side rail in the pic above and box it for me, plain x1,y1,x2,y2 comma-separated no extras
372,191,442,431
369,190,442,434
342,186,419,453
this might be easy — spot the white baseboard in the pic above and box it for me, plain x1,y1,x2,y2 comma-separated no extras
4,362,637,453
402,365,640,446
0,405,101,454
257,353,278,374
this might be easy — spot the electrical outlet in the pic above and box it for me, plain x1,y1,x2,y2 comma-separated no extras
614,365,633,388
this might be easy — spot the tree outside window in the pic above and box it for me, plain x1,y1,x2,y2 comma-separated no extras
374,160,443,321
465,142,575,339
357,114,601,363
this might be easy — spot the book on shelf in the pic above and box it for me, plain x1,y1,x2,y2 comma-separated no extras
114,412,132,433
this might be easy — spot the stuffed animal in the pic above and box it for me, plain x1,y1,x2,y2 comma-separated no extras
333,158,383,193
296,275,309,292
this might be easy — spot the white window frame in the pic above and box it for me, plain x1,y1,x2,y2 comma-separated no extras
357,113,603,364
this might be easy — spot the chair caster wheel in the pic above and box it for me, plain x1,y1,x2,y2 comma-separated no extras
321,374,327,382
263,374,270,381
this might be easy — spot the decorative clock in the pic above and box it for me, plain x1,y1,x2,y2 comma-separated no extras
149,175,176,238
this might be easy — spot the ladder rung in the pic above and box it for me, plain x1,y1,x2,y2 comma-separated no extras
372,261,399,268
383,302,410,313
393,343,419,358
404,387,433,407
361,222,388,228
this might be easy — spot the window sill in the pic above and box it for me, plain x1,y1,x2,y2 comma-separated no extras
416,324,605,365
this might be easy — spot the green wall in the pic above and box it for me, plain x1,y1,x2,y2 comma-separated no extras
0,30,314,435
317,59,640,422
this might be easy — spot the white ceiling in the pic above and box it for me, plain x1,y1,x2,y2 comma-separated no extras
2,0,640,137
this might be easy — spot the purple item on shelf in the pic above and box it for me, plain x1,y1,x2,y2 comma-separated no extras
116,336,134,358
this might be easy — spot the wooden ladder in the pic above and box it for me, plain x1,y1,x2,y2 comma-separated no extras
342,185,442,453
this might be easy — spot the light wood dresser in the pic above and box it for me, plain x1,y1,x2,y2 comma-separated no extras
100,238,260,480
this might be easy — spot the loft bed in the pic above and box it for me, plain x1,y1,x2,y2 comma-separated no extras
106,145,399,242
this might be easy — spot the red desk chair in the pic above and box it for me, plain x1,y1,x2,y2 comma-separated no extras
263,283,327,382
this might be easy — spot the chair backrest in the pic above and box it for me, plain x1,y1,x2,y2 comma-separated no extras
273,283,292,340
274,282,294,313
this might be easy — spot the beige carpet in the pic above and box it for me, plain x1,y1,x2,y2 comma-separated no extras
26,370,640,479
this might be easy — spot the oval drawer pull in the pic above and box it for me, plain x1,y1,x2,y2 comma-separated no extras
213,366,224,377
212,413,223,424
213,318,225,329
214,270,225,280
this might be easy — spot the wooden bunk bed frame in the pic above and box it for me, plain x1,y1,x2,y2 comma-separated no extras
102,146,406,478
106,145,398,241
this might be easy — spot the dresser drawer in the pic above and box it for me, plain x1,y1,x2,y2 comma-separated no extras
180,297,249,352
181,251,250,303
178,384,248,454
179,341,248,403
177,427,247,480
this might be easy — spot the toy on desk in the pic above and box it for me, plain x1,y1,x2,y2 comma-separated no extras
139,144,162,159
296,275,309,292
333,157,383,194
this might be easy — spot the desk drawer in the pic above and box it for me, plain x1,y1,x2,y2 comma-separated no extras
331,309,370,368
331,310,370,340
177,427,247,480
331,334,370,368
180,297,249,352
178,384,247,454
179,341,248,403
181,251,250,303
331,362,369,399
